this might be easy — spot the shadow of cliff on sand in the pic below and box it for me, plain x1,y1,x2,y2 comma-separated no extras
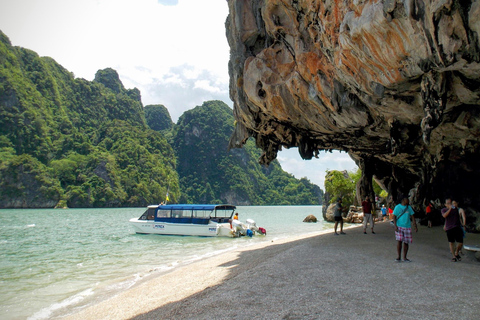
131,222,480,320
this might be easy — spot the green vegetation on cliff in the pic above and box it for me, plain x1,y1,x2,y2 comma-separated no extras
325,169,386,209
172,101,323,205
0,31,322,208
0,31,179,207
144,104,173,132
325,170,359,209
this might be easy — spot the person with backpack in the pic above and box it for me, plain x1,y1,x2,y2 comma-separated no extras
393,198,418,262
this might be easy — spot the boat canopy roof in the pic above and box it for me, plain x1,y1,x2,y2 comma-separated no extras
156,204,235,211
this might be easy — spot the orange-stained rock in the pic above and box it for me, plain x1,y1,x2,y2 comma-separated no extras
226,0,480,232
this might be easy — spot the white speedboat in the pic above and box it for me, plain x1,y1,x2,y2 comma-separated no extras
129,204,266,237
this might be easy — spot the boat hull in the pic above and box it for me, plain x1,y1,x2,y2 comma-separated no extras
129,218,234,237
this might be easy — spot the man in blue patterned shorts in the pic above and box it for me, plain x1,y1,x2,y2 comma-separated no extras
393,198,418,262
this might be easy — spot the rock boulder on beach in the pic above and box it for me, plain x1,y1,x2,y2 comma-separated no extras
323,203,336,222
303,214,317,223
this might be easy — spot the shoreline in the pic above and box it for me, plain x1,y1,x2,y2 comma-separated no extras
62,222,480,319
61,227,339,320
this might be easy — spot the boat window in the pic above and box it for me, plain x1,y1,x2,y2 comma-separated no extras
215,208,235,219
192,210,212,219
156,209,171,218
171,209,192,218
139,208,156,220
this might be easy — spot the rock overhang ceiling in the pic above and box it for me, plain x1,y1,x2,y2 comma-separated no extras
226,0,480,229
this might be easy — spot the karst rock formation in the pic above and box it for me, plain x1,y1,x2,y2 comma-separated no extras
226,0,480,231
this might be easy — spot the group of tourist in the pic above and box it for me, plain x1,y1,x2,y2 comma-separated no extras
333,196,467,263
392,197,467,263
333,195,377,235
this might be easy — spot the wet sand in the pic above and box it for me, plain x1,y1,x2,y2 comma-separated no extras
64,222,480,320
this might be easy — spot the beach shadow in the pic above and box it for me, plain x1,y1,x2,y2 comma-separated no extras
130,223,480,320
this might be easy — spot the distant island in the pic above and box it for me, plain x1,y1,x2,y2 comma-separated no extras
0,30,323,208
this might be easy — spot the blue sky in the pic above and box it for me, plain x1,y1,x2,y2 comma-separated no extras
0,0,357,188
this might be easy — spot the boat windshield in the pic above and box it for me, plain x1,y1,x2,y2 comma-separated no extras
214,206,235,219
139,207,156,220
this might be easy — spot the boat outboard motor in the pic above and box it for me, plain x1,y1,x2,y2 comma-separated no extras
245,219,266,235
245,219,258,233
245,219,256,227
231,219,247,236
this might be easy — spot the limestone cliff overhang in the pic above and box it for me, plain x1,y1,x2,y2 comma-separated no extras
226,0,480,225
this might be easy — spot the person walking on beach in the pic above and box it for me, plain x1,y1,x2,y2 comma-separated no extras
393,198,417,262
442,199,464,262
334,198,346,235
453,200,467,255
426,201,434,228
362,196,374,234
452,200,467,232
381,205,387,221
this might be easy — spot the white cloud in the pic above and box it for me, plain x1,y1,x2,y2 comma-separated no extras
0,0,230,97
157,0,178,5
137,64,231,121
277,149,358,189
194,80,221,93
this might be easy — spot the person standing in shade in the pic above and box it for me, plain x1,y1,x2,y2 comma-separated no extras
381,205,387,221
453,200,467,255
442,199,464,262
362,196,375,234
334,198,346,235
393,198,417,262
426,201,434,228
388,207,394,220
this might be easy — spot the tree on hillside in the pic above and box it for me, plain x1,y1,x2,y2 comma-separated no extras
144,104,174,132
325,170,358,209
325,168,387,209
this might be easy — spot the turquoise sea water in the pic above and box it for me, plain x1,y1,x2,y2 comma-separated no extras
0,206,329,320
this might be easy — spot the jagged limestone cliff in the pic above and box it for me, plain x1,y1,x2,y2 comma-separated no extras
226,0,480,230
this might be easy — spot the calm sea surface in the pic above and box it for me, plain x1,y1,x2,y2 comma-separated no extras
0,206,329,319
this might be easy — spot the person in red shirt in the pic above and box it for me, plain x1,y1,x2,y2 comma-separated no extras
426,201,433,228
362,196,375,234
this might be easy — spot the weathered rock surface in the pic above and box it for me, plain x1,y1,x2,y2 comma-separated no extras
226,0,480,231
323,203,336,222
303,214,317,222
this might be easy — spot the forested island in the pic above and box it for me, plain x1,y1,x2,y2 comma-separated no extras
0,31,323,208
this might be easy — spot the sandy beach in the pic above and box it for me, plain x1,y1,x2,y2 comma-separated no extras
64,222,480,320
